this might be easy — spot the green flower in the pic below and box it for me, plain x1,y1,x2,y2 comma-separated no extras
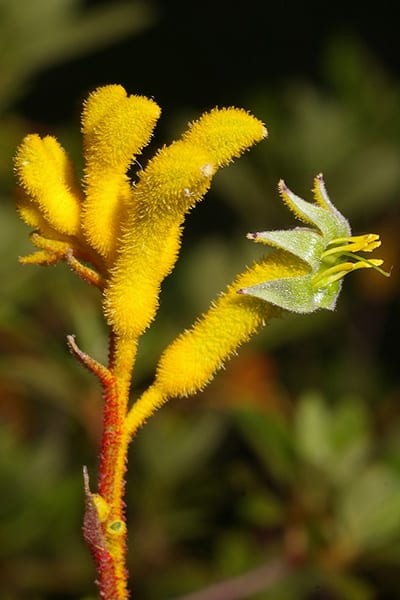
239,174,389,313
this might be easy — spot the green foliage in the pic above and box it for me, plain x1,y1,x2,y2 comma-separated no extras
0,0,155,110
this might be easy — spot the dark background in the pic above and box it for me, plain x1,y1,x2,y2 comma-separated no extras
16,2,400,119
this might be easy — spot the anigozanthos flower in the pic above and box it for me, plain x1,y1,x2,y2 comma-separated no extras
81,85,161,261
122,175,389,437
103,107,267,340
13,85,162,271
14,85,267,335
239,174,390,312
13,83,390,600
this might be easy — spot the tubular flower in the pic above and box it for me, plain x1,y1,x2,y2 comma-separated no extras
182,107,267,166
155,251,305,398
14,84,267,331
123,175,388,438
239,174,390,311
124,251,308,437
103,109,267,339
103,141,215,339
81,85,161,260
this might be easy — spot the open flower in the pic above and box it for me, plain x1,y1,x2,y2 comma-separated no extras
239,174,389,312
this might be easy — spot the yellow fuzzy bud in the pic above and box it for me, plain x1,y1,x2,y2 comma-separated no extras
82,85,161,170
16,193,71,244
19,234,71,266
155,251,308,397
104,140,215,338
81,84,127,138
182,107,267,167
104,108,266,340
124,250,308,437
14,134,82,236
81,85,161,259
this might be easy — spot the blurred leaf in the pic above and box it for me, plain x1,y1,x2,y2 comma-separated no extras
294,394,371,484
324,571,374,600
338,464,400,551
295,392,332,469
238,490,284,528
0,0,156,110
233,407,296,483
327,398,371,484
136,409,226,487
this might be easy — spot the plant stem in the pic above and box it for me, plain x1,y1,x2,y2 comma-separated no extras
74,332,140,599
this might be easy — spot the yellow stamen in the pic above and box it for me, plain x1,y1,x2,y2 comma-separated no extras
313,258,385,288
322,234,381,259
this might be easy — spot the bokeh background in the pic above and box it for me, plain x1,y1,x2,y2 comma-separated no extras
1,1,400,598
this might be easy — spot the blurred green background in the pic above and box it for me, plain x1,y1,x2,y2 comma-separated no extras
1,1,400,598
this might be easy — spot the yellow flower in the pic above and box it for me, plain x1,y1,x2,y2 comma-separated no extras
14,84,389,600
124,250,307,436
81,85,161,261
15,134,82,236
182,106,267,166
103,104,267,340
155,251,303,397
14,85,266,308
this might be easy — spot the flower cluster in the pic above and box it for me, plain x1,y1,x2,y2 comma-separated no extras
13,84,387,600
14,85,269,342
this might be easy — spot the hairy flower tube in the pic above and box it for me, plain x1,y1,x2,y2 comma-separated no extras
13,84,388,600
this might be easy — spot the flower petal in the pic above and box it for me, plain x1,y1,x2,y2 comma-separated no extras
14,134,82,236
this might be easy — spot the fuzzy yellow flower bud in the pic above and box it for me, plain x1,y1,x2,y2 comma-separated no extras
123,250,308,437
104,140,215,339
19,233,73,266
16,192,74,248
182,107,267,166
81,84,127,139
14,134,82,236
154,250,307,397
81,85,161,260
81,85,161,171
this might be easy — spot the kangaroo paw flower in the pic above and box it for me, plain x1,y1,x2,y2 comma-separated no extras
16,84,389,600
103,107,266,340
240,174,389,312
81,84,161,260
